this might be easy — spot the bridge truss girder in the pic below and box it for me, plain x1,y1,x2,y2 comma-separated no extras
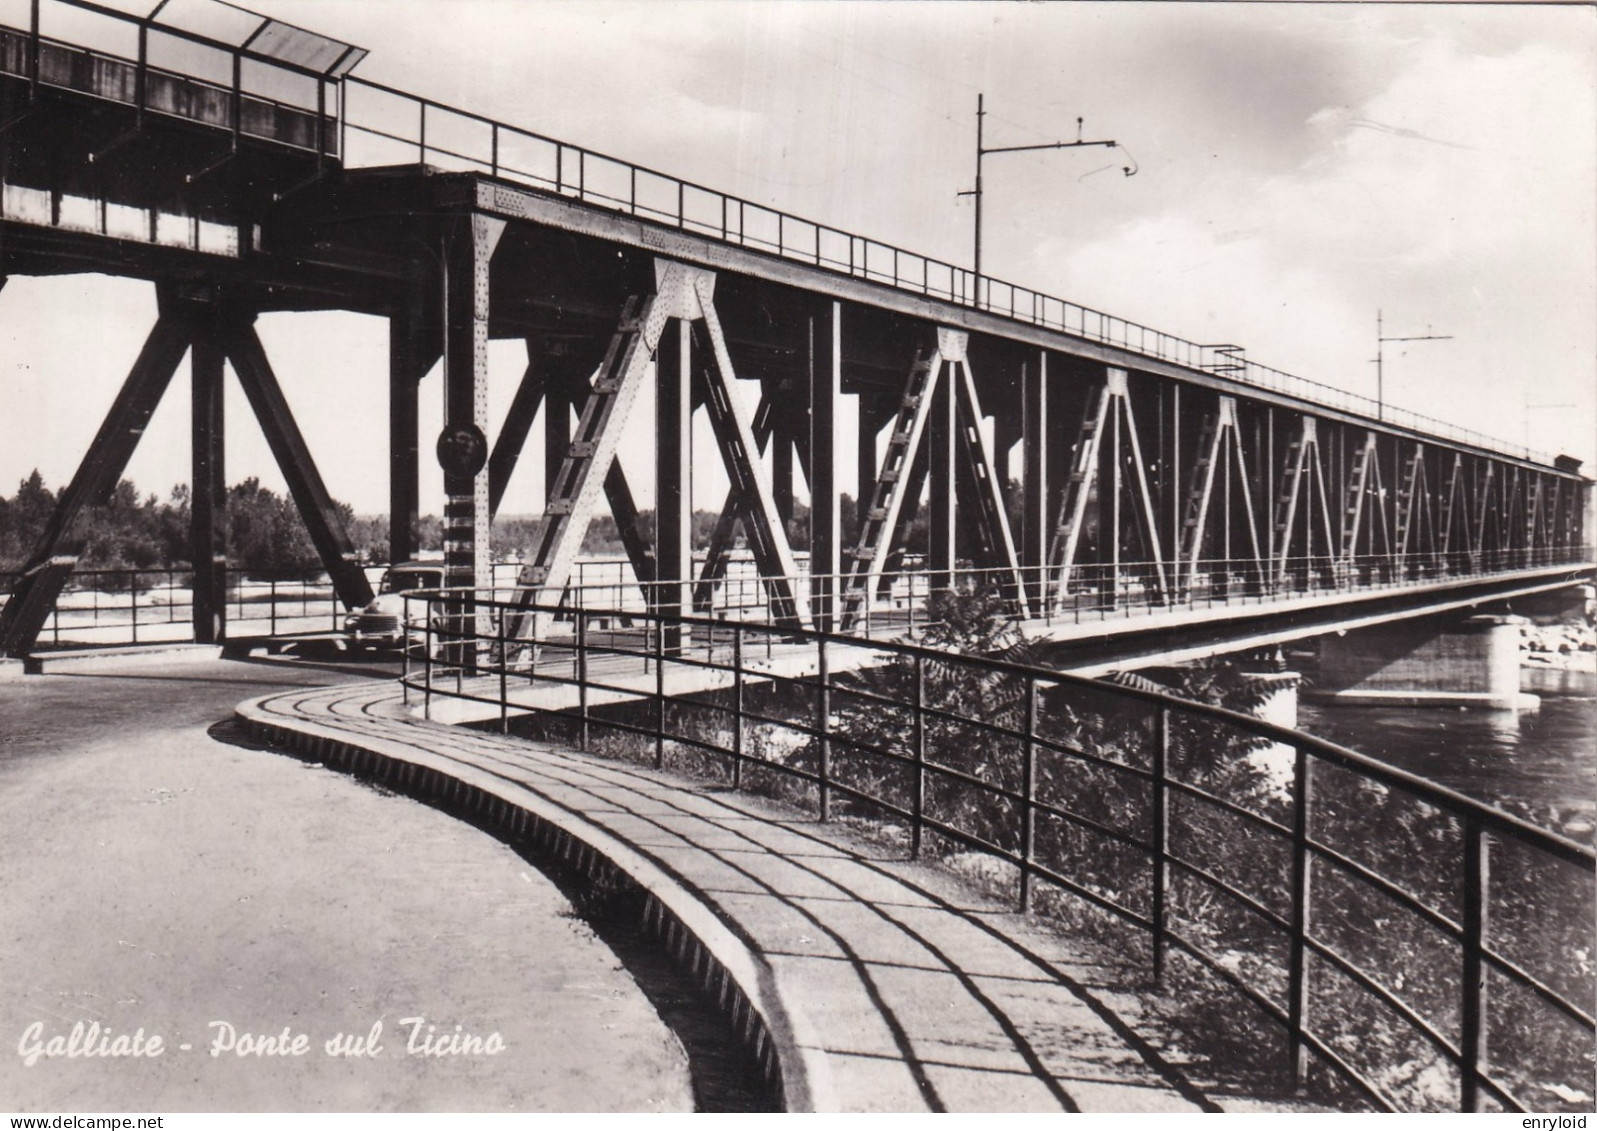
1046,366,1169,609
2,171,1590,658
504,259,807,643
839,327,1027,629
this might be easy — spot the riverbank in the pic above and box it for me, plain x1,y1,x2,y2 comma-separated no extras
1522,619,1597,696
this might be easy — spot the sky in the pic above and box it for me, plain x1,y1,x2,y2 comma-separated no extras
1,0,1593,517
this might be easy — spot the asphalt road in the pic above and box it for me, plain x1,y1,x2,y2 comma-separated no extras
0,651,691,1112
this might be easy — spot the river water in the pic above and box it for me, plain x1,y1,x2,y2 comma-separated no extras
1298,690,1596,844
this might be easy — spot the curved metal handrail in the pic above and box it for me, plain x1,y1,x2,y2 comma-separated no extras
397,590,1595,1113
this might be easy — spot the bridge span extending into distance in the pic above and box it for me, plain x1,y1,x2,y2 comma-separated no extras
0,0,1589,663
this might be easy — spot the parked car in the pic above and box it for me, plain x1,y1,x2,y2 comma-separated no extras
343,561,445,651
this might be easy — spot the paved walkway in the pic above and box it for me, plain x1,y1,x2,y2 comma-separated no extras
0,654,692,1113
241,678,1254,1113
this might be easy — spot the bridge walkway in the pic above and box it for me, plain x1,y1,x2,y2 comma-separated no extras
240,677,1305,1113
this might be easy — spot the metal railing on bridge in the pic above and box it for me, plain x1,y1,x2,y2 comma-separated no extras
0,564,377,648
9,544,1586,650
331,76,1559,467
398,589,1595,1114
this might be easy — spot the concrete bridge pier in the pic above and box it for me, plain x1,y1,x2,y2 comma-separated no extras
1310,614,1536,711
1236,666,1301,788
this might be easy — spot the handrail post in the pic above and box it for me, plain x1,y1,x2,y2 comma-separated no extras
912,651,926,859
817,633,830,821
1152,706,1170,982
454,594,464,695
1287,741,1314,1091
1461,814,1489,1112
423,598,433,721
1020,676,1038,911
401,594,411,706
732,624,744,790
654,612,666,769
576,609,590,752
314,78,327,175
497,606,508,734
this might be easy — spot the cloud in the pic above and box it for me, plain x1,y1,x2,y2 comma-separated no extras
1022,24,1594,456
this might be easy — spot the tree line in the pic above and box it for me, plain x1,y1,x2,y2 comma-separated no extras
0,471,860,576
0,470,378,576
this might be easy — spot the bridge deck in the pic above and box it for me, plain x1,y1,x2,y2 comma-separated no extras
241,677,1313,1113
401,557,1590,728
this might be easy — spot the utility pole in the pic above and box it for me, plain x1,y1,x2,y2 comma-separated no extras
1524,396,1575,451
1375,310,1451,422
958,93,1132,293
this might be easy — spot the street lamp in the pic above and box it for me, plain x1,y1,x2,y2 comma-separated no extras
1374,310,1451,422
958,93,1134,292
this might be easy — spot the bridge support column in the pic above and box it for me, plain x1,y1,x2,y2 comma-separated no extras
389,292,438,567
657,317,692,652
545,368,574,510
1240,669,1301,788
1311,615,1536,711
809,301,840,632
1021,353,1049,612
439,214,504,658
926,337,958,592
771,415,794,529
190,301,227,645
856,394,888,537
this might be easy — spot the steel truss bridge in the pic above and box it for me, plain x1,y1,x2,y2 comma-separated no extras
0,3,1592,1114
0,0,1590,661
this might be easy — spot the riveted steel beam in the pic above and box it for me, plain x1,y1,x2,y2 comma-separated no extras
657,316,692,645
190,303,227,644
841,343,945,627
951,351,1029,615
1021,351,1049,611
389,289,439,566
441,213,506,612
810,301,841,632
926,343,957,589
1047,366,1169,607
693,272,807,627
695,392,775,610
0,291,193,656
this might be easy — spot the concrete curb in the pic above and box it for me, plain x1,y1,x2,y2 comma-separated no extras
24,643,224,674
234,693,827,1113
